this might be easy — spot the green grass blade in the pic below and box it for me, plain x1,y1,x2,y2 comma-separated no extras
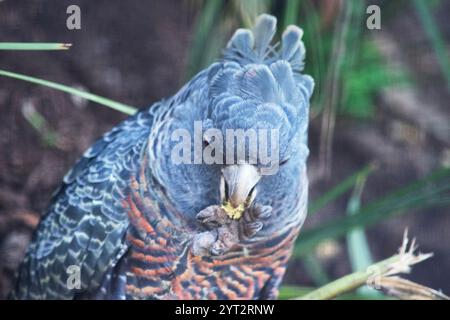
283,0,301,29
302,0,325,111
233,0,271,28
318,0,353,177
21,102,59,147
0,42,72,50
308,164,375,215
413,0,450,89
346,172,373,271
345,169,382,296
279,285,312,299
0,69,137,115
185,0,224,79
302,253,330,286
303,165,374,289
294,167,450,257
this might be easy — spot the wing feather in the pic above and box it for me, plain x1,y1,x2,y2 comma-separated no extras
11,110,153,299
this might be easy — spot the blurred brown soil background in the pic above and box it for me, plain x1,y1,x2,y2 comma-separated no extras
0,0,449,298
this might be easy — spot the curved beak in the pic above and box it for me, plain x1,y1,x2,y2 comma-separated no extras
220,164,261,208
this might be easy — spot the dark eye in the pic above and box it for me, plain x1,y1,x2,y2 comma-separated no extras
279,158,290,166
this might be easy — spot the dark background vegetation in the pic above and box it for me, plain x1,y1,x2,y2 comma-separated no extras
0,0,449,299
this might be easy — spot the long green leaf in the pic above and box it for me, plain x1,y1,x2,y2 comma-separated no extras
0,42,72,50
345,170,381,297
346,172,373,271
283,0,301,30
413,0,450,89
302,0,325,110
302,253,330,286
185,0,224,79
21,102,59,147
0,69,137,115
233,0,271,28
279,285,311,299
294,167,450,257
303,165,374,289
308,164,375,215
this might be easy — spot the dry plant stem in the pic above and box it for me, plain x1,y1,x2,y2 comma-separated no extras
0,42,72,50
296,232,433,300
295,255,398,300
318,0,351,179
376,276,450,300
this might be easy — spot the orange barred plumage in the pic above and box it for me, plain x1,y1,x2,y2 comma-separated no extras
120,162,301,299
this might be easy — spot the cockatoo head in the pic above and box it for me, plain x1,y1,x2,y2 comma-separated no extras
204,14,314,216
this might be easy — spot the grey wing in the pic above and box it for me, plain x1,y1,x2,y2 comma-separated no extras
11,110,153,299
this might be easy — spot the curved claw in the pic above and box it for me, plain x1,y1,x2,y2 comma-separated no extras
255,205,272,220
210,241,226,256
243,221,263,238
239,204,272,240
196,205,227,228
245,204,272,222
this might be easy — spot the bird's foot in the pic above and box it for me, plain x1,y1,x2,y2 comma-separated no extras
192,203,272,257
240,203,272,239
195,205,229,228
